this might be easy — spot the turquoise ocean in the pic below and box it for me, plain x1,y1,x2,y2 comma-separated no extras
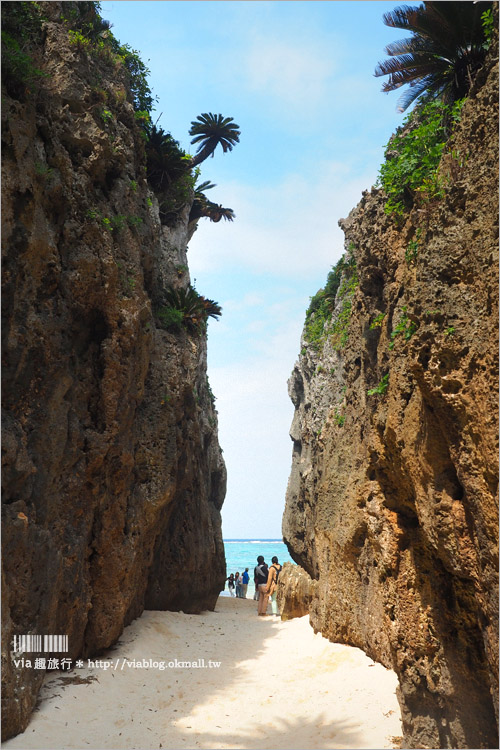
220,539,294,597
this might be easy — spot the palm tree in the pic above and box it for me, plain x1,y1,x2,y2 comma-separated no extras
189,197,235,224
203,204,235,223
374,1,492,112
160,285,222,332
188,113,240,168
189,180,235,223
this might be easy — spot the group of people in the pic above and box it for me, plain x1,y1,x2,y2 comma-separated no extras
226,556,283,616
226,568,249,598
254,555,282,616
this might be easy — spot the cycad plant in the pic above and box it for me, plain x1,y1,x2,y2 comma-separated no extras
157,285,222,333
374,1,493,112
189,182,235,223
145,125,188,191
188,113,240,168
203,204,235,223
189,200,235,223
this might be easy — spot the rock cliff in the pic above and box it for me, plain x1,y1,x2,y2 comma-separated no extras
283,31,498,750
2,3,225,740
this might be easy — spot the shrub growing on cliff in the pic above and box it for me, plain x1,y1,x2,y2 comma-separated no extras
377,98,465,220
145,125,189,191
389,307,418,349
367,373,389,396
330,269,359,350
156,285,222,334
143,124,202,224
1,2,47,97
481,8,494,48
304,251,357,350
60,2,155,118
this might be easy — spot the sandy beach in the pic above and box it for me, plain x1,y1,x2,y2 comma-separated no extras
4,597,402,750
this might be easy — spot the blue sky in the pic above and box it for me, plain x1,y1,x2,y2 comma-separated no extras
102,1,410,538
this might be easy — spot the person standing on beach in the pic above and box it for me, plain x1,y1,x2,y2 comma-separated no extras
235,572,242,598
254,556,269,615
266,556,282,616
241,568,249,598
227,573,235,596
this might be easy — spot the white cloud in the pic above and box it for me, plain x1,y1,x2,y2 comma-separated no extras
245,35,337,112
189,162,374,278
222,292,265,312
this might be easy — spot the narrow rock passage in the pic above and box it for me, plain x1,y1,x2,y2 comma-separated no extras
4,598,402,750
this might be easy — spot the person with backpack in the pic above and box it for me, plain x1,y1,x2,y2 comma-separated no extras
254,556,269,615
266,556,282,616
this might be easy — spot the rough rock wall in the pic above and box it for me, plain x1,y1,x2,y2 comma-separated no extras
1,5,225,740
283,41,498,750
276,562,317,621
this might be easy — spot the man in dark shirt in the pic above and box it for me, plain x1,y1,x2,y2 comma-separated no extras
254,556,269,615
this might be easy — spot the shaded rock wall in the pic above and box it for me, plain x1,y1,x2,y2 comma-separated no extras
1,4,225,740
283,40,498,750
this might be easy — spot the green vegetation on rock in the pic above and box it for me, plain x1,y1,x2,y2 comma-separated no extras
377,99,465,220
304,251,357,351
367,373,389,397
1,2,47,97
330,270,359,350
389,307,418,350
156,285,222,334
58,2,155,117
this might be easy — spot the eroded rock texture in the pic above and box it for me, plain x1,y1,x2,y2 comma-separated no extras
277,561,317,621
283,37,498,750
2,4,225,740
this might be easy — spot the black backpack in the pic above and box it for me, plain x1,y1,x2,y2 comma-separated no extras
271,564,282,583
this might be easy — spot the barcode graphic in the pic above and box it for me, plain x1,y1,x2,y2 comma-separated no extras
13,635,68,653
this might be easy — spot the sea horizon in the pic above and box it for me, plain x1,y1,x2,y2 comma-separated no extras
223,537,285,542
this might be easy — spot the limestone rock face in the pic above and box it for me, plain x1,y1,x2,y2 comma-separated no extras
283,44,498,750
277,562,317,621
1,5,225,740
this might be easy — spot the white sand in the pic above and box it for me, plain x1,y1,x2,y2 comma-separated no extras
4,597,402,750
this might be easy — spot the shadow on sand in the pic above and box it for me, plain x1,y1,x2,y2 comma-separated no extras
5,597,384,750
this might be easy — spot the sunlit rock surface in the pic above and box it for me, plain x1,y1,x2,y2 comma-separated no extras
283,34,498,750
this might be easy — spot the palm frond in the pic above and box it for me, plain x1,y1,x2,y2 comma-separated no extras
187,113,240,167
382,5,423,32
202,298,223,319
207,204,235,222
375,1,491,110
395,76,439,111
375,53,440,79
159,284,222,331
194,180,217,196
189,196,235,223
